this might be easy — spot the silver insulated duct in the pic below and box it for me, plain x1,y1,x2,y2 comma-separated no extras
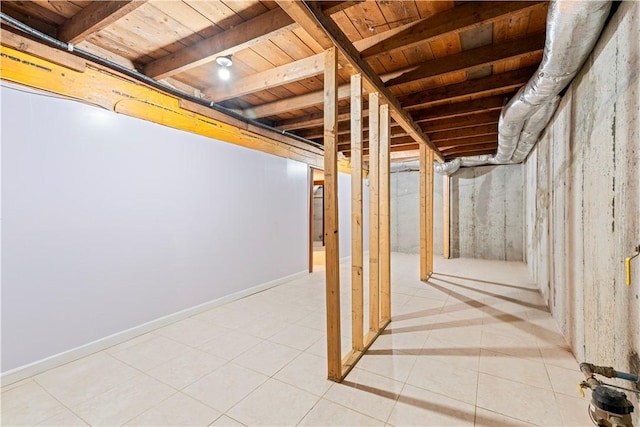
435,0,611,174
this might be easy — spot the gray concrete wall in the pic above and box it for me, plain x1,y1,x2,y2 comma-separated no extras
524,2,639,419
390,164,523,261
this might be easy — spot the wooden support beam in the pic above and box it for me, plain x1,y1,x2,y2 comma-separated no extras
427,150,434,276
350,74,364,352
441,142,498,156
386,32,545,88
205,52,326,102
145,8,297,79
1,28,86,72
360,1,545,61
443,175,451,259
272,1,443,161
420,146,434,280
59,1,147,44
379,103,391,323
368,92,380,333
323,47,342,382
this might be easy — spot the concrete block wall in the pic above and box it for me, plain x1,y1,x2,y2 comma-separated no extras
390,163,524,261
524,1,639,417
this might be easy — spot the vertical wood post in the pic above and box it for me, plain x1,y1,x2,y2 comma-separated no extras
420,146,434,280
323,47,341,381
368,92,380,333
443,174,451,259
379,104,391,322
426,149,434,275
350,74,364,351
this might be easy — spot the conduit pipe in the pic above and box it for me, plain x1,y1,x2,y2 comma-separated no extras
435,0,611,175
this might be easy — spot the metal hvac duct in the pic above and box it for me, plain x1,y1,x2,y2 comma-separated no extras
435,0,611,175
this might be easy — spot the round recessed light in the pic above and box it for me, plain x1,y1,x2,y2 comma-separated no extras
215,55,233,67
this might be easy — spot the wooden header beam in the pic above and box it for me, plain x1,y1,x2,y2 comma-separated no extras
275,0,443,161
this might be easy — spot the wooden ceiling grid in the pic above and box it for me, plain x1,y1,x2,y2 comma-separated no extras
1,0,551,161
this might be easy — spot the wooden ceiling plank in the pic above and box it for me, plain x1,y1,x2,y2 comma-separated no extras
435,134,498,149
441,142,498,155
428,123,497,142
361,1,543,61
401,65,537,111
59,1,148,44
411,95,509,123
386,31,545,88
144,8,297,79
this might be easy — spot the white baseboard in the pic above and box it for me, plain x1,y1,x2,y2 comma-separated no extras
1,270,308,386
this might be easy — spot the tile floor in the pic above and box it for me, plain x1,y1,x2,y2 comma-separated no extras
1,254,592,426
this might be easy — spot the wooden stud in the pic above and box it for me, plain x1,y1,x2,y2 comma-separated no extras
419,145,428,280
379,104,391,322
426,150,435,275
368,92,380,332
443,174,451,259
323,47,341,382
350,74,364,352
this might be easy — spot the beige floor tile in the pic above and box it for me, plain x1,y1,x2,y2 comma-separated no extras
147,347,227,389
240,315,290,339
387,384,475,426
110,335,191,372
474,407,536,426
104,333,156,355
1,380,66,426
324,368,403,423
479,349,553,390
268,324,324,350
369,328,430,352
72,375,175,426
232,340,301,376
182,363,268,413
477,372,562,426
406,357,478,405
545,364,586,397
198,329,263,360
296,311,327,331
480,329,543,362
34,352,145,407
209,415,246,426
419,336,481,372
273,352,333,396
355,351,417,383
538,345,580,370
555,393,593,426
126,392,221,426
36,408,89,426
299,398,384,426
155,317,228,347
226,379,318,426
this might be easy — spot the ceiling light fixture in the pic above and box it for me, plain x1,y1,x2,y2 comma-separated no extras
218,67,231,81
215,54,233,67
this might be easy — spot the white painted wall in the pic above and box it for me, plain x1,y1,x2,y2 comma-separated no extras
1,84,310,372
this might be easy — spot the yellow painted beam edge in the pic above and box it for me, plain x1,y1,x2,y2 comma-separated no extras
0,44,356,173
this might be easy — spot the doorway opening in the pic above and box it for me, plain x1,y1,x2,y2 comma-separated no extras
309,167,325,272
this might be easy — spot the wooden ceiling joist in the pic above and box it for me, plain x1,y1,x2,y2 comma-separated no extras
411,95,509,123
205,52,327,102
386,31,546,88
276,0,443,160
428,124,497,143
144,8,298,79
441,142,498,156
360,1,544,61
59,1,147,44
435,134,498,149
399,66,537,112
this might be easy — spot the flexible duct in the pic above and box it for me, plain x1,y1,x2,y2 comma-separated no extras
435,0,611,174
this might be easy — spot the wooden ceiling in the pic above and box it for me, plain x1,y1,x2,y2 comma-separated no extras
1,0,549,162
